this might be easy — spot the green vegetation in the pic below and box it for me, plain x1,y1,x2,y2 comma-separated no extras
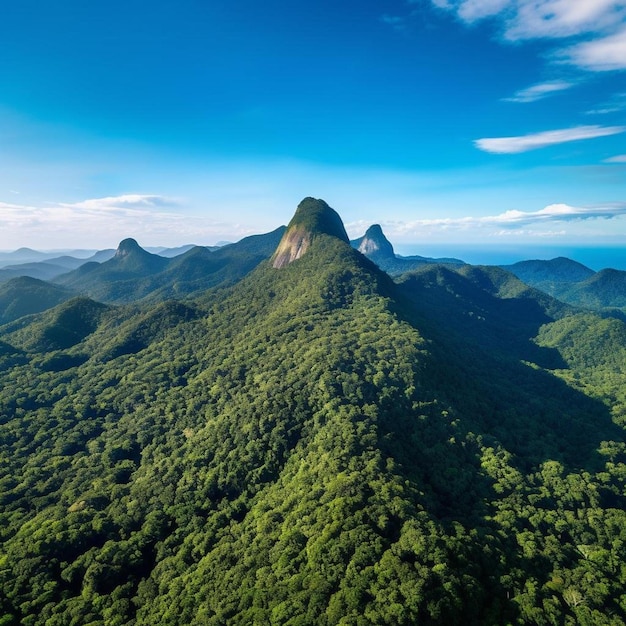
0,276,74,324
284,197,349,242
1,204,626,624
54,229,285,304
504,258,626,316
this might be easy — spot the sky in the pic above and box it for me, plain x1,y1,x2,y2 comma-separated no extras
1,0,625,266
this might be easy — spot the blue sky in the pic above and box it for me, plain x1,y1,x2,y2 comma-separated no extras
1,0,625,263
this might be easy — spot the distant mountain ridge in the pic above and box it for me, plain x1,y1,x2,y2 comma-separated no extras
54,227,286,303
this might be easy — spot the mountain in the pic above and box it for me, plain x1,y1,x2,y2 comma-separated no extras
352,224,396,260
351,223,465,274
0,253,115,284
54,230,285,303
1,199,626,625
146,244,210,257
0,247,110,269
150,227,286,301
1,296,110,354
86,248,116,263
0,247,49,267
504,258,626,315
271,197,349,267
0,261,76,283
0,276,75,324
556,268,626,311
503,257,596,287
0,249,116,285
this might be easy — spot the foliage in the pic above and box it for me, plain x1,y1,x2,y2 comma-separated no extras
0,276,74,324
1,223,626,624
53,228,285,304
504,259,626,316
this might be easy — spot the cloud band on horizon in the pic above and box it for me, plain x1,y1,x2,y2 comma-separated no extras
379,203,626,237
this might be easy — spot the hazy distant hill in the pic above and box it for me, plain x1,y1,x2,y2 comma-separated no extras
0,249,116,284
147,244,224,257
1,198,626,625
0,247,110,267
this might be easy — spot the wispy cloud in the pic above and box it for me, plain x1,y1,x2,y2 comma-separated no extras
604,154,626,162
559,27,626,71
475,124,626,154
505,1,626,41
504,80,575,103
587,91,626,114
381,14,409,30
427,0,626,72
66,194,175,209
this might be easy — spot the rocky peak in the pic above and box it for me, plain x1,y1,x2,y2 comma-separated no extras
114,238,144,259
272,198,349,268
355,224,395,259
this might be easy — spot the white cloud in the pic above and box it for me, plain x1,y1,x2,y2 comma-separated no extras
505,0,626,40
63,194,178,211
604,154,626,162
475,124,626,153
494,203,626,223
435,0,626,39
428,0,626,72
0,194,257,249
504,80,575,103
559,27,626,71
373,202,626,239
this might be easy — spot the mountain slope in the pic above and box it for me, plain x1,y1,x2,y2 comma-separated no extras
503,257,595,288
147,226,286,301
558,268,626,310
54,230,285,304
0,276,75,324
0,199,625,625
503,258,626,315
1,296,110,353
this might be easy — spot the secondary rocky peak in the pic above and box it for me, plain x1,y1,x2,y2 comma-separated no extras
114,238,144,258
355,224,395,259
272,198,349,268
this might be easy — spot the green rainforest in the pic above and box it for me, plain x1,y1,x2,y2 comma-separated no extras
1,198,626,625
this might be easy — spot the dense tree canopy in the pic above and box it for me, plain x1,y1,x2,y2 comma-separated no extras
1,209,626,625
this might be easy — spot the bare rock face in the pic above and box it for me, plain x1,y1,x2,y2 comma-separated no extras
271,226,312,269
271,198,349,269
355,224,395,259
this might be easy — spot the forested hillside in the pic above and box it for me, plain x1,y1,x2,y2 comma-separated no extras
1,199,626,625
54,228,285,304
504,258,626,316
